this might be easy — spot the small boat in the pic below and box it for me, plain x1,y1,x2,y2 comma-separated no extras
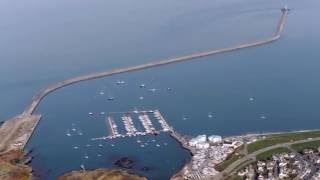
100,112,106,115
107,97,114,101
139,96,144,100
71,128,76,132
156,144,160,147
140,145,145,148
97,154,102,157
98,144,103,147
88,112,93,116
111,144,115,147
73,146,79,149
140,83,145,88
249,97,254,101
116,81,125,85
99,91,105,95
78,132,83,136
84,155,89,159
148,88,156,92
208,113,213,118
66,130,71,137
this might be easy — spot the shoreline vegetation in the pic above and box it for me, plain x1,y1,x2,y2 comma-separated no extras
291,140,320,152
0,150,32,180
247,130,320,153
58,168,147,180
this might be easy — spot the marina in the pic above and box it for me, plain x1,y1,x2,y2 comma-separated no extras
92,110,173,140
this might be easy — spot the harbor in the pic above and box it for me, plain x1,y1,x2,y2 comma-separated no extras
6,0,320,178
0,7,288,155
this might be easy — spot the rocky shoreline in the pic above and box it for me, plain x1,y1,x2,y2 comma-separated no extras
0,150,32,180
58,168,147,180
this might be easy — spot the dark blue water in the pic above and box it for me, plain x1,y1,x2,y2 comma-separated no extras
1,0,320,179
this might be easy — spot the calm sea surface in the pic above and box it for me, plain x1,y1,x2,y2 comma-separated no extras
1,0,320,179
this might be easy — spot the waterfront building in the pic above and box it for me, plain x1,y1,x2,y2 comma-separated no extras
195,142,210,149
189,135,207,146
208,135,222,143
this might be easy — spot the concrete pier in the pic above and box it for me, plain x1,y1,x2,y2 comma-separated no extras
169,131,196,155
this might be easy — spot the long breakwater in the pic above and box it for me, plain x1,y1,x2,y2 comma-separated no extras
23,9,288,116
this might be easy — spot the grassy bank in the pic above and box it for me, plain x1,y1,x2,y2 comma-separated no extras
248,130,320,153
215,154,243,171
256,147,290,160
291,140,320,152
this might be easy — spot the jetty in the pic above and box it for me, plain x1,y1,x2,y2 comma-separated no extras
0,8,289,154
169,130,196,155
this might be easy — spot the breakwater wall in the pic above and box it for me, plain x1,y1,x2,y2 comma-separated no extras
22,10,288,116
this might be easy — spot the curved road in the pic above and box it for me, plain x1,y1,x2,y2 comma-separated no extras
22,9,288,116
216,137,320,180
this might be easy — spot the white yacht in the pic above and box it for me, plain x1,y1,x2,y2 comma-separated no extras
140,83,145,88
116,80,125,85
66,129,71,137
148,88,156,92
107,96,115,101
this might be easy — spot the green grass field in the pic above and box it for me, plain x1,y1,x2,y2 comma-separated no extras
256,147,290,160
291,140,320,152
248,131,320,153
215,154,243,171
